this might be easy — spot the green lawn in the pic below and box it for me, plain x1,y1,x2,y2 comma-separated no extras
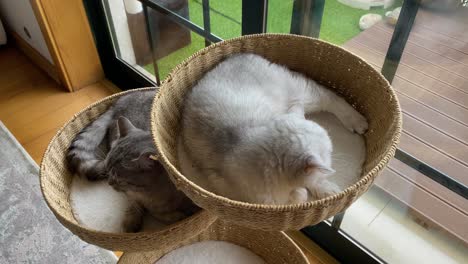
145,0,402,79
320,0,403,44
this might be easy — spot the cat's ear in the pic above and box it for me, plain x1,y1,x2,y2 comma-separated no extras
108,121,120,147
117,116,137,138
303,156,335,175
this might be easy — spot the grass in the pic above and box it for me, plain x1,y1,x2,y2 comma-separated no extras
320,0,403,44
144,0,402,79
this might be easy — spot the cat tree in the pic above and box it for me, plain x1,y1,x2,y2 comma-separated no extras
40,34,401,262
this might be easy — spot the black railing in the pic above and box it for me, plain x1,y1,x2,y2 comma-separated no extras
141,0,222,43
395,149,468,199
241,0,268,35
202,0,211,47
290,0,325,38
143,5,161,85
381,0,421,83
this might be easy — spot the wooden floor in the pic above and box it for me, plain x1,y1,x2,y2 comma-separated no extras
0,46,116,163
342,8,468,242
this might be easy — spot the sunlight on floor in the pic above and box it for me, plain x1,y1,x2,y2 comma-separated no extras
342,187,468,263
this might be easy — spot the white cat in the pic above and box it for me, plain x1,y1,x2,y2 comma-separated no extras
178,54,368,205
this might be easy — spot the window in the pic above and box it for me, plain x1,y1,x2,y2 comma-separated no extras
84,0,468,262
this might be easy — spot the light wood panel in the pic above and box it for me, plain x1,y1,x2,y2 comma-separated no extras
30,0,104,91
287,231,339,264
8,30,60,83
0,46,114,163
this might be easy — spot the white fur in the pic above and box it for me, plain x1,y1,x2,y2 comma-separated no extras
310,112,366,189
70,175,130,233
156,241,265,264
70,176,165,232
179,54,368,204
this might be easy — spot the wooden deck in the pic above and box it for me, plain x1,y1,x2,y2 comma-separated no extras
342,8,468,242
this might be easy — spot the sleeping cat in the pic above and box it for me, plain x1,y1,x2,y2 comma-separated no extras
67,90,155,181
67,89,198,232
106,117,198,231
178,53,368,204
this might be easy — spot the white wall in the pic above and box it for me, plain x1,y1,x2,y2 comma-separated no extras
0,0,53,63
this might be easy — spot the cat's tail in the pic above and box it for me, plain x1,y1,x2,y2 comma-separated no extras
66,109,114,180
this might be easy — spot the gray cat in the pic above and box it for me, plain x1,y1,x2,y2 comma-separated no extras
68,90,155,180
67,89,198,232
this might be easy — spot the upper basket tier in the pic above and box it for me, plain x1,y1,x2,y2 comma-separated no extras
151,34,402,231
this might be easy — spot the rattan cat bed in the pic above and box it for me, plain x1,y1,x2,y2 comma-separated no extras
151,34,402,231
39,88,217,251
117,220,310,264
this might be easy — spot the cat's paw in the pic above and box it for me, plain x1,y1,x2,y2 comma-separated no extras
308,180,341,200
288,187,309,204
341,108,368,134
85,162,108,181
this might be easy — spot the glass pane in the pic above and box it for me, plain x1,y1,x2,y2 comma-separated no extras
266,0,294,33
144,0,245,80
320,0,403,45
101,0,468,261
150,0,204,29
341,185,467,263
152,0,192,18
207,0,241,39
144,5,214,80
145,29,206,80
278,0,468,262
318,1,468,262
103,0,157,81
103,0,214,81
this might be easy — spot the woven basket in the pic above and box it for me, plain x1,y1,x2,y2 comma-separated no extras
151,34,402,230
118,220,310,264
39,88,217,251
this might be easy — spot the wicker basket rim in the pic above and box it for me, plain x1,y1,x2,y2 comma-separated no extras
151,33,403,211
39,87,217,238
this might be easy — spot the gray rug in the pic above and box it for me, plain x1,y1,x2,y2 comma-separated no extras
0,121,117,264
